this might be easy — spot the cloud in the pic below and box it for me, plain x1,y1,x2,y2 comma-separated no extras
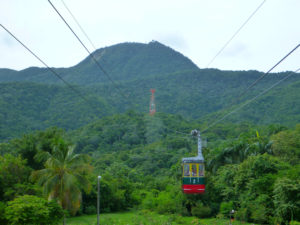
0,34,16,48
157,33,188,51
222,42,251,59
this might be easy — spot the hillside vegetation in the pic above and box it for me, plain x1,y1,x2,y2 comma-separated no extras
0,82,113,139
0,112,299,224
0,69,299,140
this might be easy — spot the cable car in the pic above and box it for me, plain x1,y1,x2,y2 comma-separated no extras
182,130,205,194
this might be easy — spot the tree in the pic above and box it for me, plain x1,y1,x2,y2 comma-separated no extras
4,195,63,225
31,139,92,224
207,131,273,174
271,124,300,165
0,201,7,224
273,178,300,223
11,127,66,170
0,154,35,201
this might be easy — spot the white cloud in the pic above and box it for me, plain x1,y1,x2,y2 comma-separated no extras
156,33,188,51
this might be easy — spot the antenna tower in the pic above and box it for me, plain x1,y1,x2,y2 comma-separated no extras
149,89,156,115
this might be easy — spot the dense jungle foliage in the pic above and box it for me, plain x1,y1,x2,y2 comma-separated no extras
0,112,299,224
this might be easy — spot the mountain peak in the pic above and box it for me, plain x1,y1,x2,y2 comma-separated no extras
73,41,199,84
0,41,199,85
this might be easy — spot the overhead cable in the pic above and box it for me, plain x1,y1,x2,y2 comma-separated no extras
165,126,190,136
60,0,97,50
0,24,103,116
206,0,266,68
48,0,128,99
200,67,300,133
239,43,300,97
60,0,112,78
200,43,300,133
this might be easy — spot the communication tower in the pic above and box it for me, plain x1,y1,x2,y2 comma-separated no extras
149,89,156,115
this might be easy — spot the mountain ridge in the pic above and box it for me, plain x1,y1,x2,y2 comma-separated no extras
0,41,299,140
0,41,199,85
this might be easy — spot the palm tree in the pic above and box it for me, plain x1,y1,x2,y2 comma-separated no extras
31,140,92,224
207,134,273,174
207,141,249,173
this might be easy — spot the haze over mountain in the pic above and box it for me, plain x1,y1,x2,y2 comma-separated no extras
0,41,299,140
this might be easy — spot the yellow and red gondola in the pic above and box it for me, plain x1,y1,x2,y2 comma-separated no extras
182,130,205,194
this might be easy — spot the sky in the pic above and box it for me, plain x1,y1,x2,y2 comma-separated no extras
0,0,299,72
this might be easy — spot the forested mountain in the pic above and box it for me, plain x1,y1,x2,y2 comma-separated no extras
0,41,299,140
0,41,198,85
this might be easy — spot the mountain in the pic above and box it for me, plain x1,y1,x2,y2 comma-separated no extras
0,41,198,85
0,41,299,140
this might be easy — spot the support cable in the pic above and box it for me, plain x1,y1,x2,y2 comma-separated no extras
199,43,300,134
239,43,300,97
165,127,190,136
48,0,128,99
59,0,142,101
206,0,266,68
0,24,103,116
200,67,300,133
60,0,97,50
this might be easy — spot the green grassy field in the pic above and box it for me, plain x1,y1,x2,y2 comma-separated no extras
66,211,252,225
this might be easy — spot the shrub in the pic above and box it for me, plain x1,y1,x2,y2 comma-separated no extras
155,187,183,214
249,202,269,224
219,201,234,218
191,204,212,218
47,200,65,222
85,205,97,215
141,192,158,210
0,201,8,225
235,207,250,222
4,195,63,225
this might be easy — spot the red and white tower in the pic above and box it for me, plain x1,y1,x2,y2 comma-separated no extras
149,89,156,115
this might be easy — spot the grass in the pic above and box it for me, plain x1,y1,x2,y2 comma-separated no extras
66,211,253,225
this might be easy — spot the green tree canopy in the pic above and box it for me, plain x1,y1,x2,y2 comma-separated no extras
271,124,300,165
0,154,36,201
31,139,92,218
